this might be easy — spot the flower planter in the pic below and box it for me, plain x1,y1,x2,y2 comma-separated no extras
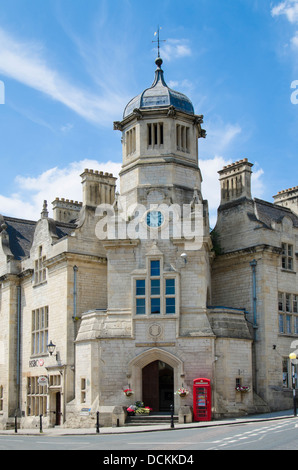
174,388,189,398
123,389,134,397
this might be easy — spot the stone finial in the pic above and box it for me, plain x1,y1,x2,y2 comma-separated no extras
41,200,49,219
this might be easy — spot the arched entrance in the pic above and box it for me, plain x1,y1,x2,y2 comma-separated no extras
128,348,184,414
142,360,174,412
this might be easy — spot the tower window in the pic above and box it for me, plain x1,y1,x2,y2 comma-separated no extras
126,127,136,156
147,123,164,147
134,260,178,316
176,124,190,152
136,279,146,315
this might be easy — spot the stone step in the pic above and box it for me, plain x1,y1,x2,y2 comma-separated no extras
125,413,178,426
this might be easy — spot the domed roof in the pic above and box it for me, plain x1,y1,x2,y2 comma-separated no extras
123,57,194,119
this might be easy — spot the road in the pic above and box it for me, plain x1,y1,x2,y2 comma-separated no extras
0,417,297,454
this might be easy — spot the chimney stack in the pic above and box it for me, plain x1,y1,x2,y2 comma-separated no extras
218,159,253,206
80,169,117,207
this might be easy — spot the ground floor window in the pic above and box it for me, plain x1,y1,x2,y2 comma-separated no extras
26,377,47,416
278,292,298,335
32,306,49,355
283,358,297,389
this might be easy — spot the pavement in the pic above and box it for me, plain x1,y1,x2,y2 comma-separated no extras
0,409,296,436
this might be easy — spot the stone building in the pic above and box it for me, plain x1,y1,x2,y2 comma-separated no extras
0,57,297,429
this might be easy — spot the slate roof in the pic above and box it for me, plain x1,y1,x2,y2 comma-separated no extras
1,216,76,261
254,198,298,229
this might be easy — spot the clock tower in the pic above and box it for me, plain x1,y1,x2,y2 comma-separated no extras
113,56,206,213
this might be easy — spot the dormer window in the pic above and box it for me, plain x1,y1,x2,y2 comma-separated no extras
34,246,46,285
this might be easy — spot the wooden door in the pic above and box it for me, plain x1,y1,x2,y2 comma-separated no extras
142,361,159,411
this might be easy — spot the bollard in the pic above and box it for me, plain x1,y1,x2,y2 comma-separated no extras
170,404,174,429
40,414,43,433
96,411,100,434
15,415,18,433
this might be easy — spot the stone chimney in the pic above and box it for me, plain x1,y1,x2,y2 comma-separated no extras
218,159,253,206
273,186,298,216
80,169,117,207
52,198,82,223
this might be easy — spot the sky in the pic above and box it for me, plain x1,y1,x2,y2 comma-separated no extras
0,0,298,227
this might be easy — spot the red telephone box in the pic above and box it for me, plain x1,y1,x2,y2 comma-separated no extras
193,378,211,422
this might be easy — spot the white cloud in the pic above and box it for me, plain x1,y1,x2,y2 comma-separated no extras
200,156,265,228
0,154,265,230
0,27,127,126
160,39,192,62
200,120,243,156
0,159,122,220
271,0,298,23
271,1,298,50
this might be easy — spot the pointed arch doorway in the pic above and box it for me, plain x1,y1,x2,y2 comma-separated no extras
142,360,174,412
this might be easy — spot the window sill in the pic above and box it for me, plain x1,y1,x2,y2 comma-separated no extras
33,280,47,288
281,269,296,274
278,333,298,338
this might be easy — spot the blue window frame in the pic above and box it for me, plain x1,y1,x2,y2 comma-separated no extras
136,298,146,315
151,298,160,314
151,279,160,295
136,279,146,315
136,279,145,296
166,298,175,314
150,260,160,277
166,279,175,295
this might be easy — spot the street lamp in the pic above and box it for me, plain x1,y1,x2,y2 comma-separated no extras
289,353,297,417
47,340,58,360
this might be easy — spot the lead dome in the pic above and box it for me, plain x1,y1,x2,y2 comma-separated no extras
123,57,195,119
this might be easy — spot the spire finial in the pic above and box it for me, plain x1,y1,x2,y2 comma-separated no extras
153,26,166,63
41,200,49,219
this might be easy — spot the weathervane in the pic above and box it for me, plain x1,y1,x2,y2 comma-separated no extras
153,26,166,58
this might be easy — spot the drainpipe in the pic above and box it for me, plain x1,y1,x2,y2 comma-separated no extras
72,266,78,396
250,259,258,394
16,284,21,414
73,266,78,322
250,259,258,336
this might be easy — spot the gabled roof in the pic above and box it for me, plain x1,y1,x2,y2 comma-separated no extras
254,198,298,229
1,215,76,261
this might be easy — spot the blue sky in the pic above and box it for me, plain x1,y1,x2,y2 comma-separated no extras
0,0,298,226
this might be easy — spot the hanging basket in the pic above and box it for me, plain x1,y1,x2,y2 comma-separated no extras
174,388,189,398
123,389,134,397
235,386,251,393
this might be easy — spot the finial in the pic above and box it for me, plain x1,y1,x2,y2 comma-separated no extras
153,26,166,63
41,200,49,219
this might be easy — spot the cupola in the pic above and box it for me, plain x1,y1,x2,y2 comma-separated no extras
123,57,195,119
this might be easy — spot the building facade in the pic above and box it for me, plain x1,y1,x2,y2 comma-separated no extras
0,57,297,429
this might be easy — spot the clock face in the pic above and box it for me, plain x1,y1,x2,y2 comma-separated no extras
146,210,164,228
